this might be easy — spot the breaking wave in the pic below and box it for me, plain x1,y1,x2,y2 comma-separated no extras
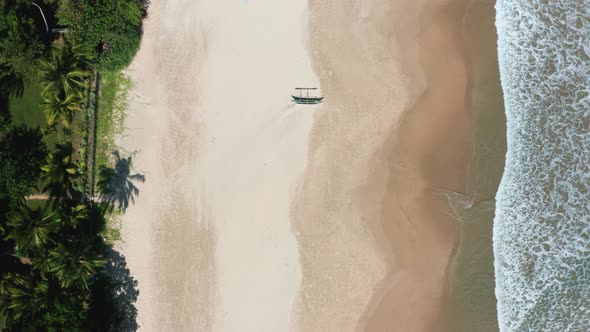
494,1,590,331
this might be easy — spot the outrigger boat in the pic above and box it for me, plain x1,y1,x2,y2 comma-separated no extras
292,87,323,104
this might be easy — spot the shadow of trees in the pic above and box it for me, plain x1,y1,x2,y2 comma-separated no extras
87,247,139,332
86,150,144,331
97,150,145,213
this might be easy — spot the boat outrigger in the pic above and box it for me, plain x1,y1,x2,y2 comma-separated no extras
292,87,323,104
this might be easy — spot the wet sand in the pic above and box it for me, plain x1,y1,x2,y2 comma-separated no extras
293,0,415,330
296,0,480,331
363,0,473,330
445,2,505,332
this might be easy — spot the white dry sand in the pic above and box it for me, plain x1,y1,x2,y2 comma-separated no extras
120,0,319,330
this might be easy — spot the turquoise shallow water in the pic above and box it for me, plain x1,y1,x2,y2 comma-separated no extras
494,1,590,331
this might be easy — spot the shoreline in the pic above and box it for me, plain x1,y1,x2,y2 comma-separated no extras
445,1,504,331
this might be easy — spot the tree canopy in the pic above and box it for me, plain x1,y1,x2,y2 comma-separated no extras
0,125,47,209
0,64,25,99
57,0,145,71
0,1,146,329
0,0,47,82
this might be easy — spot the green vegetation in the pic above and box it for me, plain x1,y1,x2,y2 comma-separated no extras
0,64,25,101
0,0,47,83
0,1,148,329
96,71,131,169
0,42,143,329
0,302,4,330
40,44,90,130
8,84,45,129
1,0,145,78
40,43,91,96
56,0,146,71
0,125,47,208
41,142,80,202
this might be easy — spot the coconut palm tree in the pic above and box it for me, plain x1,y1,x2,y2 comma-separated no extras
41,89,84,128
41,142,80,202
0,275,48,321
0,271,89,330
58,203,90,229
48,242,105,290
61,42,92,71
97,151,145,212
5,206,57,256
39,44,90,99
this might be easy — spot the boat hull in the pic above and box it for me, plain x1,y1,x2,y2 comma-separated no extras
291,95,324,104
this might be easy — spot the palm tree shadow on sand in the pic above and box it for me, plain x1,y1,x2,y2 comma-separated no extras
97,150,145,213
88,247,140,331
89,150,145,330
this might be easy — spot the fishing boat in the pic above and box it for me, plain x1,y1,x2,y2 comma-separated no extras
292,87,323,104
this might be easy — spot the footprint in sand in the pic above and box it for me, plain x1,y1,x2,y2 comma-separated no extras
132,92,152,105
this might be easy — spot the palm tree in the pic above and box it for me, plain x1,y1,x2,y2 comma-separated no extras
39,44,90,99
48,242,105,290
97,151,145,212
0,275,48,321
41,142,80,202
61,42,92,71
5,206,57,256
58,203,90,229
39,43,91,131
41,89,84,128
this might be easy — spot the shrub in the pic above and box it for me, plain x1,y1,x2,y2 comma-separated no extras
0,1,47,82
57,0,145,71
0,125,47,207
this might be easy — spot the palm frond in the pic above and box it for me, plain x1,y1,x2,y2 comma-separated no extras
41,142,80,201
5,206,58,255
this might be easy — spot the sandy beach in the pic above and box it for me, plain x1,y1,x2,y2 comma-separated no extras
119,0,500,331
120,0,317,330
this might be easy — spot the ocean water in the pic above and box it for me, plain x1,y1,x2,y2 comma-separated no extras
494,1,590,331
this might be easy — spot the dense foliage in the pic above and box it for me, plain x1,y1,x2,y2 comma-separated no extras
0,64,25,99
40,43,90,129
57,0,146,71
0,125,47,209
0,0,47,83
0,202,102,331
0,28,144,331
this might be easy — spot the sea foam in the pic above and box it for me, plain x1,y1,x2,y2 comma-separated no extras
494,1,590,331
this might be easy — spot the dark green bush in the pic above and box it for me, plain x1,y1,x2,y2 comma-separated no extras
0,125,47,207
0,1,47,82
57,0,145,71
